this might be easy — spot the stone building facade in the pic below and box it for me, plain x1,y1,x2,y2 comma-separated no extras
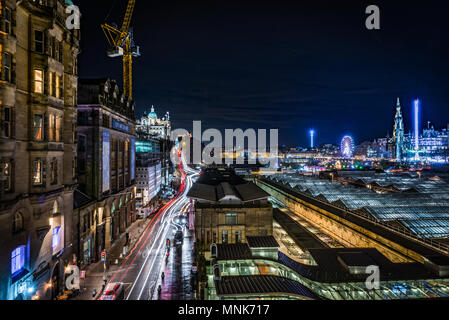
0,0,80,300
187,168,273,253
75,78,136,268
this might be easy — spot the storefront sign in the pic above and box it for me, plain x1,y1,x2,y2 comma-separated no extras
112,119,130,133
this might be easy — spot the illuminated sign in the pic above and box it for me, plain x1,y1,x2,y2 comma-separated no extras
102,130,110,192
112,119,130,133
131,137,135,180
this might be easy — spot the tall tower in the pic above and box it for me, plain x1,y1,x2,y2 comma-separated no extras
392,98,405,160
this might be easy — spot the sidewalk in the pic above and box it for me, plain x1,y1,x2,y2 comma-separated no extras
71,217,151,300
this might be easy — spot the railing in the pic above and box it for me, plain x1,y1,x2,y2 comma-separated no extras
259,177,449,256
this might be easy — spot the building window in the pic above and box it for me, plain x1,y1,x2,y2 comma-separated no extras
49,114,55,141
34,69,44,94
235,231,241,243
49,72,55,96
33,114,43,141
2,161,12,192
49,36,55,58
4,7,11,34
56,116,62,141
52,226,61,252
12,211,23,233
50,159,58,185
34,30,44,53
225,213,238,225
58,41,63,63
11,246,26,276
213,230,216,243
2,52,12,82
222,230,228,244
32,160,42,185
2,107,12,138
56,75,60,98
54,38,59,60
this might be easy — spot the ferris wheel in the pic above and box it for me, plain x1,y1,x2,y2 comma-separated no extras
340,136,354,158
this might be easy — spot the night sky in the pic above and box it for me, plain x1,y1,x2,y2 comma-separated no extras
77,0,449,147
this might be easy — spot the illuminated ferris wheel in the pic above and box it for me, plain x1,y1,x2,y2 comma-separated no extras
340,136,354,158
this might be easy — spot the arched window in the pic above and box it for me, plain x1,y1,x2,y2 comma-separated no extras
12,211,24,233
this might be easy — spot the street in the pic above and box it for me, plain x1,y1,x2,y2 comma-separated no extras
104,155,198,300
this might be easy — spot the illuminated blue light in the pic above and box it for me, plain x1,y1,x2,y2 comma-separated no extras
414,99,420,152
11,245,26,275
52,226,61,251
309,130,315,148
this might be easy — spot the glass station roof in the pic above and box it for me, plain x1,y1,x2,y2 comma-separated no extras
269,174,449,239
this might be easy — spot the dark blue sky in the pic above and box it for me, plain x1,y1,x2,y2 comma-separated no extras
78,0,449,146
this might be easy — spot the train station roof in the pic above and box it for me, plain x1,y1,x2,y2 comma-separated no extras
268,173,449,238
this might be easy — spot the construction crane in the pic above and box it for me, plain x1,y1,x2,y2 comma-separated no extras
101,0,140,100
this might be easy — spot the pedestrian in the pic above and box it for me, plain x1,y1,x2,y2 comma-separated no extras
161,272,165,281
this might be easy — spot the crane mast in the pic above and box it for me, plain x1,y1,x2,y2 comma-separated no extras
101,0,140,100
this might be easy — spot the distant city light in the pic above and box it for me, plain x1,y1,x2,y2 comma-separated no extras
309,130,315,148
414,99,420,152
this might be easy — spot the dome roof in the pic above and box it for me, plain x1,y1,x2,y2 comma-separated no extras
148,106,157,119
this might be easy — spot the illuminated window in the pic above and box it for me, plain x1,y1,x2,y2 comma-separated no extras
55,116,62,141
34,69,44,94
11,246,25,276
49,72,55,96
52,226,60,252
32,160,42,185
56,75,60,98
49,114,55,141
235,231,241,243
222,230,228,244
3,161,12,192
34,30,44,53
2,52,12,82
33,114,43,141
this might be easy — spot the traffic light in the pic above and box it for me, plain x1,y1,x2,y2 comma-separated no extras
166,239,171,248
101,251,106,261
